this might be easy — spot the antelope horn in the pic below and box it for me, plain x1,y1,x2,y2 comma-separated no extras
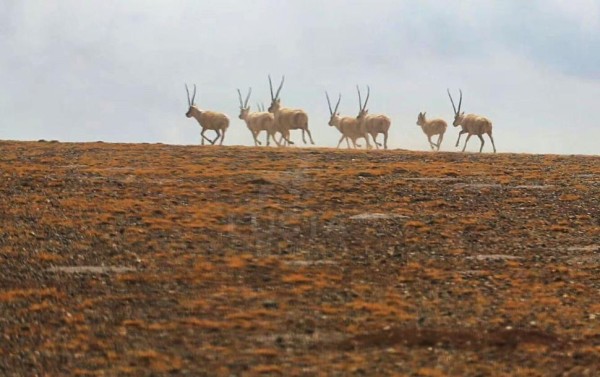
237,88,244,107
447,88,457,115
333,93,341,114
186,84,191,106
458,89,463,114
274,75,285,100
325,91,333,115
356,85,362,111
268,75,274,101
362,85,370,111
244,87,252,108
191,84,197,105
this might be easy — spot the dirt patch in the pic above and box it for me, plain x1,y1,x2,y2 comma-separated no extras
337,326,560,351
350,213,409,220
47,266,136,274
467,254,523,261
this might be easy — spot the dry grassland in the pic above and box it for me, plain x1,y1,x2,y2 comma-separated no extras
0,141,599,376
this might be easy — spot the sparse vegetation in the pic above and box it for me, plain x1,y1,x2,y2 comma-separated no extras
0,141,598,375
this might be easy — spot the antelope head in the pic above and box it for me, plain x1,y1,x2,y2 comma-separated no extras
267,75,285,113
237,87,252,120
325,91,341,127
356,85,370,122
185,84,197,118
447,89,464,127
416,112,426,127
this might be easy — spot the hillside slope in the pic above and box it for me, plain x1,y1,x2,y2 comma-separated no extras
1,141,599,376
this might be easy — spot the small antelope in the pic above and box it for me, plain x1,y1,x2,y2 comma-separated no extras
416,112,447,151
185,84,229,146
447,89,496,153
268,75,314,146
356,86,391,149
237,87,279,147
326,92,369,149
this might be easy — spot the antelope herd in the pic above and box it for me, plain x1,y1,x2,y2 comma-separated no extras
185,77,497,153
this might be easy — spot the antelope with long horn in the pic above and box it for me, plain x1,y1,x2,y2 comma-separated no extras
326,92,369,149
268,75,314,146
416,112,447,151
356,86,391,149
185,84,229,146
447,89,496,153
237,87,279,147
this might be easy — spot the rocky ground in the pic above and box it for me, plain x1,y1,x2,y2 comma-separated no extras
0,141,599,376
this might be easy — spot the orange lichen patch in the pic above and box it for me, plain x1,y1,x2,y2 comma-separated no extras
63,312,85,325
129,349,183,373
27,300,53,312
179,298,209,310
224,254,253,269
249,364,283,375
225,309,278,321
146,322,179,331
36,251,64,262
250,348,280,358
281,273,313,284
180,318,231,330
416,368,449,377
122,319,145,328
0,288,62,302
403,221,427,229
548,225,571,233
348,300,415,319
559,194,581,201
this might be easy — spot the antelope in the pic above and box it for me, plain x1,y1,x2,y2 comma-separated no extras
185,84,229,146
237,87,279,147
325,92,369,149
447,89,496,153
416,112,447,151
356,86,391,149
268,75,314,146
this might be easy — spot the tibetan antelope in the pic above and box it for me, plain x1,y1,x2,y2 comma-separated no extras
268,75,314,146
356,86,391,149
447,89,496,153
325,91,369,149
237,87,279,147
416,112,447,151
185,84,229,146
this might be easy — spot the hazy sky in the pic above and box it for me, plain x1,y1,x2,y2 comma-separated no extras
1,0,599,154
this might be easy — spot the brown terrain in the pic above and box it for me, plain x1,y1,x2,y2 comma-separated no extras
0,140,599,376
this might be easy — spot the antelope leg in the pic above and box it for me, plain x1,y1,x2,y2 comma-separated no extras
488,132,497,153
462,134,472,152
477,134,485,153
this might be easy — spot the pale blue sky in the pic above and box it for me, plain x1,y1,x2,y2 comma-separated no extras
1,0,599,154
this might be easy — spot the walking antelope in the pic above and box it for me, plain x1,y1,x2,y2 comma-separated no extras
325,92,369,149
268,75,314,146
237,87,279,147
185,84,229,146
416,112,447,151
356,86,391,149
447,89,496,153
